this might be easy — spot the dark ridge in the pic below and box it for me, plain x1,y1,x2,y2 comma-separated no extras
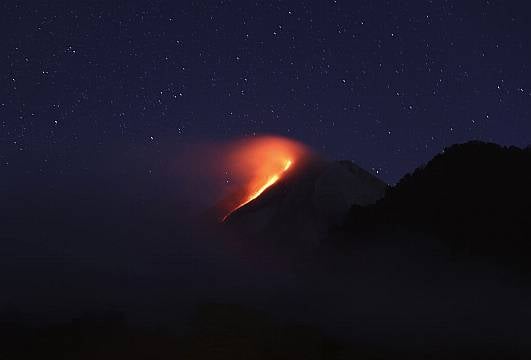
339,141,531,268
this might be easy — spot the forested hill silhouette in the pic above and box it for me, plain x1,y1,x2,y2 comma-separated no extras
342,141,531,267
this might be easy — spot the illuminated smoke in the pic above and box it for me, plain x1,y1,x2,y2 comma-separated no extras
221,136,310,220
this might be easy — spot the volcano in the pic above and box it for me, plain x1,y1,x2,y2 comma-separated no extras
223,158,388,248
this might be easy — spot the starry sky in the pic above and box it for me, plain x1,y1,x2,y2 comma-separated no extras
2,0,531,186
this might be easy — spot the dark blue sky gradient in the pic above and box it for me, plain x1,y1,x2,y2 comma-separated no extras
2,1,531,185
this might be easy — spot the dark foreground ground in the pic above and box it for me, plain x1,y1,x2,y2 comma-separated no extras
1,303,528,360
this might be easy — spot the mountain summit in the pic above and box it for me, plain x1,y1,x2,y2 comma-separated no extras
223,159,387,248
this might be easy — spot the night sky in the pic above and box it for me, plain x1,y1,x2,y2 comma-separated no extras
2,1,531,185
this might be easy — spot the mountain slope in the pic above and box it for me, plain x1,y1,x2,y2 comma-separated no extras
341,141,531,267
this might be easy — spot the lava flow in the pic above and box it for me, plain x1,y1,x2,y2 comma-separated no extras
224,158,292,220
221,136,309,221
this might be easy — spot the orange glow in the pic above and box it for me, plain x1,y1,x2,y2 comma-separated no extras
222,136,308,221
230,159,292,214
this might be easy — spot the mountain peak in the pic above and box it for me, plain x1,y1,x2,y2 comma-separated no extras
224,159,387,248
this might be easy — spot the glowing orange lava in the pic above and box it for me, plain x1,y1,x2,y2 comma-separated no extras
229,158,292,215
221,136,308,221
